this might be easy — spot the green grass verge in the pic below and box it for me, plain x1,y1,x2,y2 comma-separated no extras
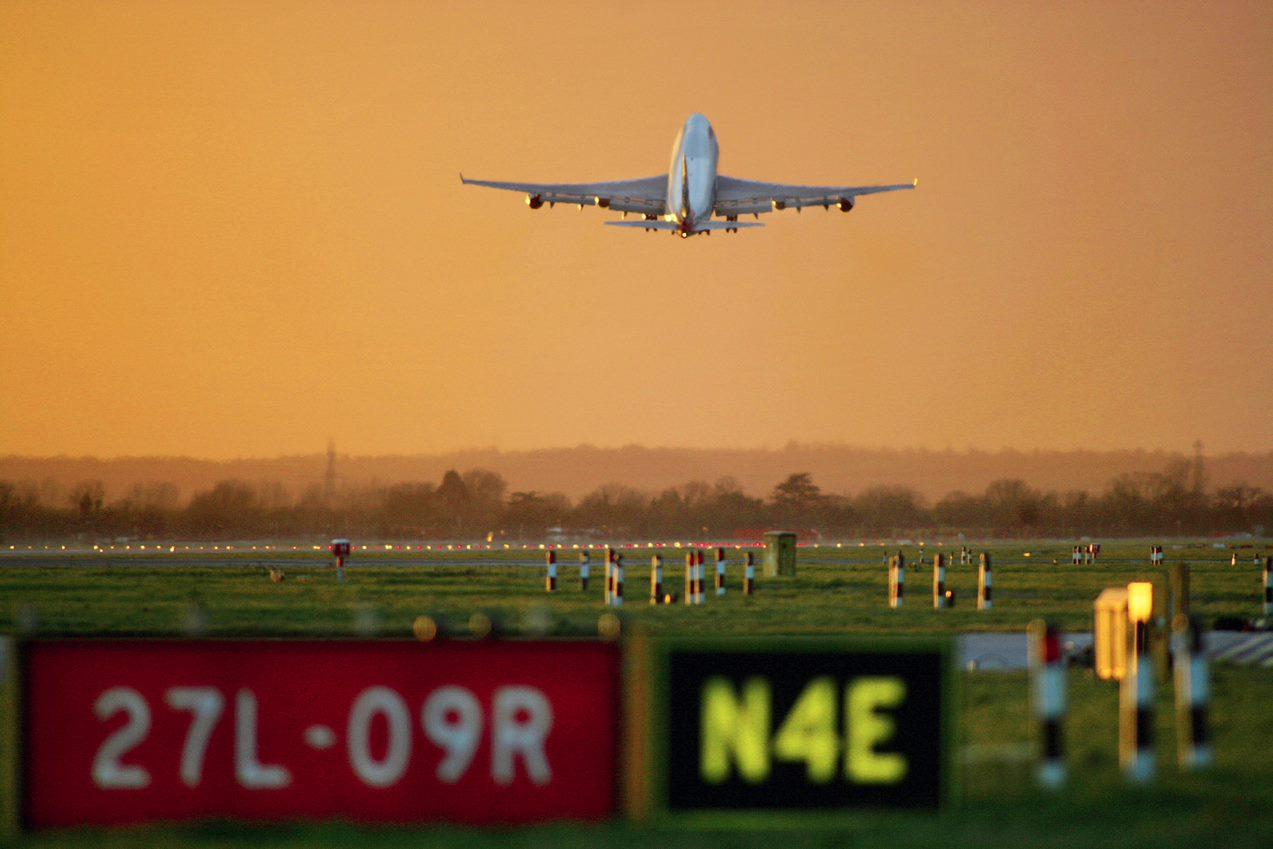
1,540,1270,847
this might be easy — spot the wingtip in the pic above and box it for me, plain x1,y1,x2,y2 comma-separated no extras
459,171,466,184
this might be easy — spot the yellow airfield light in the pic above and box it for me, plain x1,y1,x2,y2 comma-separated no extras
1127,582,1154,624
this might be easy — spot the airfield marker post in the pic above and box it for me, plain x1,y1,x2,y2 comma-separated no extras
1028,619,1066,789
743,551,755,596
684,552,694,606
1168,563,1189,626
694,550,705,605
888,553,905,609
545,550,557,592
933,553,947,610
604,547,614,605
579,550,590,592
978,553,993,610
1120,614,1156,784
330,538,352,584
612,554,624,608
1263,557,1272,616
715,547,726,597
1172,614,1213,769
650,554,663,604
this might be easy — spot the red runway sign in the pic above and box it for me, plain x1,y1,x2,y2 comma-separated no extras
21,639,619,827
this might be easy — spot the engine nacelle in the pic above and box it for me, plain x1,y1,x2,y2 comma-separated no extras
772,199,786,211
526,194,544,209
594,196,611,209
838,197,855,213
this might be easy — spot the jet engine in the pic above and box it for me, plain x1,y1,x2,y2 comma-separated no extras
838,197,855,213
526,194,544,209
772,200,786,211
594,196,611,209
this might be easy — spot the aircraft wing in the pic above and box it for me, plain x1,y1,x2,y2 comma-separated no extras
714,175,917,216
460,174,667,215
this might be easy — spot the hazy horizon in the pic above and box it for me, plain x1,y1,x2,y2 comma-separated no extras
5,443,1270,505
3,439,1268,463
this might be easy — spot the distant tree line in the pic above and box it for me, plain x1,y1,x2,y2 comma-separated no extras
0,458,1268,542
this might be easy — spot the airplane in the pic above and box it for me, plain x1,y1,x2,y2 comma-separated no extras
461,113,916,238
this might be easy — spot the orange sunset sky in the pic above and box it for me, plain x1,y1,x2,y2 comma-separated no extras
2,1,1270,459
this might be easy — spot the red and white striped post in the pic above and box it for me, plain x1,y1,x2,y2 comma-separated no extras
1120,614,1156,783
612,553,624,608
1028,619,1066,789
978,552,993,610
715,547,727,597
684,552,694,606
888,553,905,609
1263,556,1272,616
544,549,557,592
743,551,756,596
604,546,615,605
650,554,663,604
330,538,351,584
932,553,947,609
1172,614,1213,769
694,550,705,605
579,550,590,592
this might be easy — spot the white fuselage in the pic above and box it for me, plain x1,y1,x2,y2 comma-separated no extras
665,113,719,234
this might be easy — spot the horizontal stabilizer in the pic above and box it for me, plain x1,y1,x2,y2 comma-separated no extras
605,220,679,230
697,220,763,231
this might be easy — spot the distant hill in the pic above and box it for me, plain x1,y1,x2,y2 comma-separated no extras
2,446,1269,505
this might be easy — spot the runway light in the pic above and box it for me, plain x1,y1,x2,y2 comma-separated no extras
1127,582,1154,624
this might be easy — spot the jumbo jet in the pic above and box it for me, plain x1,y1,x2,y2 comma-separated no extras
461,114,915,238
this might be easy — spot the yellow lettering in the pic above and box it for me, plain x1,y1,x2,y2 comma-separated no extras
845,677,907,783
700,677,771,783
772,677,838,782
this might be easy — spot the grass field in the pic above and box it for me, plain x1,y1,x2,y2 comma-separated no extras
2,539,1270,847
